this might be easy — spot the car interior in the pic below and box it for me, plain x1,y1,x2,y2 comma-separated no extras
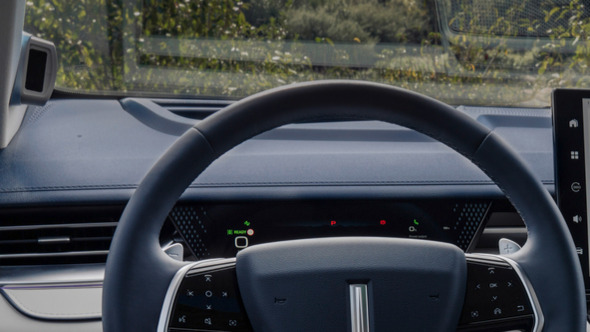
2,0,590,331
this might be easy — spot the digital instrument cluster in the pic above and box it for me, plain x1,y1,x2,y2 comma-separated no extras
168,200,492,260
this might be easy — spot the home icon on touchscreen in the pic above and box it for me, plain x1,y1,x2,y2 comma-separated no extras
570,119,579,128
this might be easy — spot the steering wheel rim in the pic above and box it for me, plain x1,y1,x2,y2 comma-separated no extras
102,80,586,331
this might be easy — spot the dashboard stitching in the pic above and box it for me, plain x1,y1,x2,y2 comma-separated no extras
188,180,555,186
0,184,138,193
0,180,555,193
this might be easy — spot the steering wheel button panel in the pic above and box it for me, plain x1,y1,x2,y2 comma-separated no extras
164,259,252,332
458,255,540,331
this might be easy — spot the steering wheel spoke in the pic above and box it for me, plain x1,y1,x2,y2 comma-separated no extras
458,254,542,332
159,250,544,332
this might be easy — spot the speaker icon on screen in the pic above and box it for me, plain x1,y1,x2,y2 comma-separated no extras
573,215,582,223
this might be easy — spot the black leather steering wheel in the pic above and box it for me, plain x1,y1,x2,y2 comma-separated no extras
102,80,586,331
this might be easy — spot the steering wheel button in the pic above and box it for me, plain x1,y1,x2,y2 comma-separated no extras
177,314,187,324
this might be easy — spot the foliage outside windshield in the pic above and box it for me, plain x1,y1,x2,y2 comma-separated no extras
25,0,590,106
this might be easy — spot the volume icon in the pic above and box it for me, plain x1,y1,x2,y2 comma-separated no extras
573,215,582,223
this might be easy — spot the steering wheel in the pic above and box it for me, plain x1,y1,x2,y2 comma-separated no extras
102,81,586,332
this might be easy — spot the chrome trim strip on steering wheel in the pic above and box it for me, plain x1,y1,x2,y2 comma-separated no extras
156,261,197,332
349,283,370,332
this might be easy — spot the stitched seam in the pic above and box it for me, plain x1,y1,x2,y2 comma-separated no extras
0,179,554,193
190,127,217,157
0,184,138,193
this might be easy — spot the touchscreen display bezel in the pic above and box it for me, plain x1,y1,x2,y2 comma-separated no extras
552,88,590,290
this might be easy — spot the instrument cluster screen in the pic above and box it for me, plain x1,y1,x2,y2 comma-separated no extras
169,200,491,260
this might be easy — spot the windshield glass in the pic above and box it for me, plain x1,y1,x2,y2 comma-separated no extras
25,0,590,106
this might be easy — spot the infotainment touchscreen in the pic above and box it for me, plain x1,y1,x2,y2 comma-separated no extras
552,88,590,290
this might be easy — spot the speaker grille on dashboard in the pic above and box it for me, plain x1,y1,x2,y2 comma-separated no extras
169,206,211,259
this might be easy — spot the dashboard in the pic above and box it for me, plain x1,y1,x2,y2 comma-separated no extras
0,97,564,331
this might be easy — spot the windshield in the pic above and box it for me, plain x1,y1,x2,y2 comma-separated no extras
25,0,590,106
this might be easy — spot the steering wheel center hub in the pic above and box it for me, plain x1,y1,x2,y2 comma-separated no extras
236,237,466,332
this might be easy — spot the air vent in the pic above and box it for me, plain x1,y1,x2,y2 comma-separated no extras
0,206,123,265
151,98,234,120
